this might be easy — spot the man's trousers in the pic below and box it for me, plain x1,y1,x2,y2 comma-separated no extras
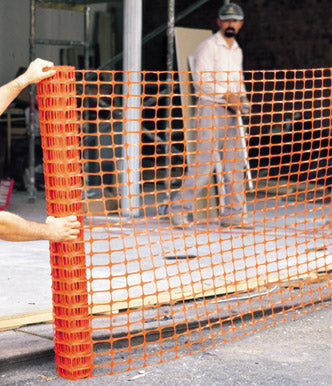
170,103,247,218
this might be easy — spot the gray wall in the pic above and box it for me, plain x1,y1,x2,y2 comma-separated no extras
0,0,107,85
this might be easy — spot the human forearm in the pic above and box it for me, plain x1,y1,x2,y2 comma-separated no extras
0,212,80,242
0,212,50,241
193,70,229,103
0,76,28,115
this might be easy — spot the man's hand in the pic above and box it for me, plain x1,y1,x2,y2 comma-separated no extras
226,93,250,114
226,93,241,112
0,58,56,116
21,58,56,86
239,95,250,115
45,215,81,242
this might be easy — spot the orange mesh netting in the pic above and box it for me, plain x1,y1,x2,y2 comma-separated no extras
37,67,332,380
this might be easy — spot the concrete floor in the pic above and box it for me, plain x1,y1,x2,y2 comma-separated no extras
1,190,331,318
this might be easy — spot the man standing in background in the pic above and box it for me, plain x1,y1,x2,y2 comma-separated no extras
171,2,250,228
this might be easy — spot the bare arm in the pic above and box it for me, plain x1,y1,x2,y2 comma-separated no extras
0,212,80,242
0,58,56,116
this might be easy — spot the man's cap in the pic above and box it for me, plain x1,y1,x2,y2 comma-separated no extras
218,3,244,21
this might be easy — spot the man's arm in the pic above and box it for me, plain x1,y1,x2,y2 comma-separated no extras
0,58,56,116
194,37,250,113
0,212,80,242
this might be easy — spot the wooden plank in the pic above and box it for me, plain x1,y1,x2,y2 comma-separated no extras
0,310,53,332
91,264,332,314
1,265,330,331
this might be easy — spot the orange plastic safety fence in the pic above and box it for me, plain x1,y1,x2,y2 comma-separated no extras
37,67,332,380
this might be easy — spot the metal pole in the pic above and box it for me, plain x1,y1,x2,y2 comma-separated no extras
84,5,90,69
121,0,142,218
28,0,37,202
167,0,175,72
157,0,176,214
238,115,254,192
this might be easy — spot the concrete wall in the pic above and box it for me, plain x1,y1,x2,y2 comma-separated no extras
0,0,107,85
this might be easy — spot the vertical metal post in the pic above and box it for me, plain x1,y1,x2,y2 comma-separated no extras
167,0,175,72
84,6,90,69
158,0,176,214
28,0,37,201
120,0,143,218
